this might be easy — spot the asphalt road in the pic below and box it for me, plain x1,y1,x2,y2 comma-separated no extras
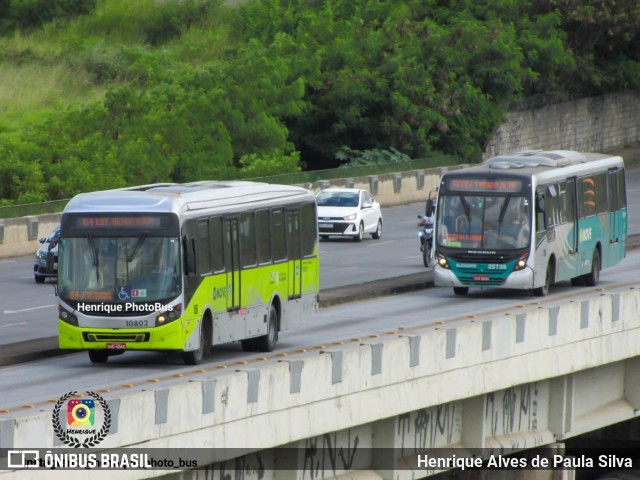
1,164,639,365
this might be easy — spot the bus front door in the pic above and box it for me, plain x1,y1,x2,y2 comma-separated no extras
224,219,241,312
287,211,302,299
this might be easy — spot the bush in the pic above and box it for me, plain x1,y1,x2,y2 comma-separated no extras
2,0,97,32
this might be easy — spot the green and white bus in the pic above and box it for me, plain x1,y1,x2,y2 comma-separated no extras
56,181,319,364
434,150,627,296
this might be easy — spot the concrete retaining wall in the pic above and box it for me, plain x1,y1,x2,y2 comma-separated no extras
484,91,640,159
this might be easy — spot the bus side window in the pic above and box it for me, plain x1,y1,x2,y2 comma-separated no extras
271,208,287,262
581,176,596,217
535,189,546,233
301,202,317,258
595,173,607,215
183,235,196,276
618,169,627,209
239,212,257,268
210,216,225,273
545,185,559,227
255,209,271,265
557,182,568,224
197,220,211,276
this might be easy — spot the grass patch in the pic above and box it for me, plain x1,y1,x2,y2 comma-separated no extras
0,62,106,131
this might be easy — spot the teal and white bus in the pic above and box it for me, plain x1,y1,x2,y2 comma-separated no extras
434,150,627,296
57,181,319,364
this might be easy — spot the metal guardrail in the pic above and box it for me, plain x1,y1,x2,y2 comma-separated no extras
251,155,460,185
0,199,69,220
0,156,461,220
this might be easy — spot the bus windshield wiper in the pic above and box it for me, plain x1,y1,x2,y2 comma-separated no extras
87,235,98,266
459,194,471,220
126,233,147,263
498,195,511,224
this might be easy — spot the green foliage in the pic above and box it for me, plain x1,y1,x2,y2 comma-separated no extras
0,0,639,204
238,150,302,178
0,0,97,33
335,147,412,167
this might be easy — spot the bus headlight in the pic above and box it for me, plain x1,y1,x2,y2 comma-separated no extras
437,254,450,269
513,253,529,271
59,306,78,326
155,304,182,327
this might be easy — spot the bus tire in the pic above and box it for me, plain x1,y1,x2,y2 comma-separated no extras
89,350,109,364
255,304,278,352
571,276,585,286
584,249,601,287
453,287,469,296
534,260,554,297
183,319,209,365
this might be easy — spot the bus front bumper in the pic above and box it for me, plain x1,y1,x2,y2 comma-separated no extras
58,319,183,351
434,266,535,290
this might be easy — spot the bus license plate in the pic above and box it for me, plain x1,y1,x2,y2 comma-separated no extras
106,343,126,350
473,275,490,282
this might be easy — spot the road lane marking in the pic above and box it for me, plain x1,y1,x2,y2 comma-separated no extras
366,240,394,247
0,322,27,328
3,304,55,314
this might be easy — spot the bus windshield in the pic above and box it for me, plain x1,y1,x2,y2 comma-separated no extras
58,236,181,303
437,194,531,250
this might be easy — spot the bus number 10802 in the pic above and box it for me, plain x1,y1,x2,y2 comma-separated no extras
125,320,149,327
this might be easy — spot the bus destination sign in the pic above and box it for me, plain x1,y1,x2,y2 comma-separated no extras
447,178,523,193
74,216,163,229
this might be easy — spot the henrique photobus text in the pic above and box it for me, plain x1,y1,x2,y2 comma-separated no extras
76,303,174,313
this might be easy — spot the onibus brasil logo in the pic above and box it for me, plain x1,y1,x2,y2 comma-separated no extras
52,391,111,447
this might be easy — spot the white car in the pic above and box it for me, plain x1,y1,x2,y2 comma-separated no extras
316,188,383,241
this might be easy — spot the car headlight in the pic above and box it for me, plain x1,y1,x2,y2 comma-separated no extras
343,213,357,221
36,251,46,260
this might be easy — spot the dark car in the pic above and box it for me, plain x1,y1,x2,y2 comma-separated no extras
34,225,60,283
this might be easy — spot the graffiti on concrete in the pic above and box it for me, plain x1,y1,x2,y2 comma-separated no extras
302,430,360,479
486,383,540,437
196,452,268,480
396,401,462,454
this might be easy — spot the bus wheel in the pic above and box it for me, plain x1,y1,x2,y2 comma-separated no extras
453,287,469,296
534,260,554,297
571,276,585,286
584,249,601,287
183,322,206,365
89,350,109,364
255,304,278,352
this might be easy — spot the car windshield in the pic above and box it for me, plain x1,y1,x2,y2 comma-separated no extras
47,227,60,243
437,194,531,250
58,236,181,302
317,191,359,207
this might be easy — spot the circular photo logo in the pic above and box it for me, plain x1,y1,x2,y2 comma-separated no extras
52,391,111,447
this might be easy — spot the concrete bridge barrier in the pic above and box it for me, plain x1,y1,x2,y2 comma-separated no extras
2,286,639,478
